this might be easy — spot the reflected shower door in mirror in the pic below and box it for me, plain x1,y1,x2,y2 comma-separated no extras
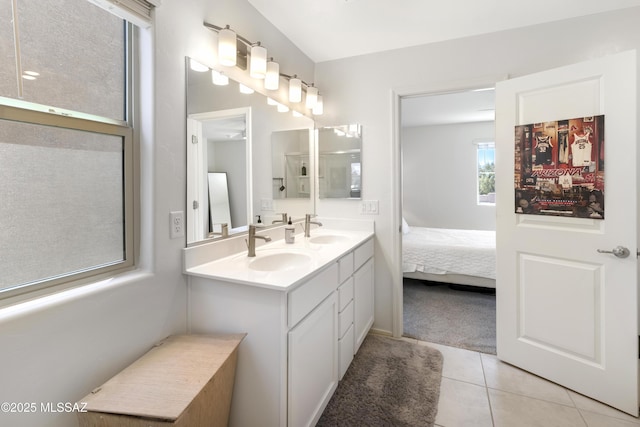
318,124,362,199
272,129,311,200
187,109,250,244
186,57,316,246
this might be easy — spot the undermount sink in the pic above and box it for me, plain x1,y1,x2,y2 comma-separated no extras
249,252,312,272
309,235,349,244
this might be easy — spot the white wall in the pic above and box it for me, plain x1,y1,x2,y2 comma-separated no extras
314,7,640,335
3,4,640,426
0,1,315,426
402,121,496,230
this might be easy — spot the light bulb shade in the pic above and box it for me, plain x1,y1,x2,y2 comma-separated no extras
239,83,254,94
189,58,208,72
218,27,237,67
305,85,318,109
211,70,229,86
264,60,280,90
289,77,302,103
312,95,323,115
277,103,289,113
249,44,267,79
267,97,278,105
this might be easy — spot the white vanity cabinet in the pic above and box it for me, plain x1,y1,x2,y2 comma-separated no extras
185,230,374,427
353,239,375,352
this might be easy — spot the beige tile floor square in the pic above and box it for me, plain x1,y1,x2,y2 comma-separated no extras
402,338,640,427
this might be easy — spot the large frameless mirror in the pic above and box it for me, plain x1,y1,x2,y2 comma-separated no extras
317,124,362,199
186,57,315,245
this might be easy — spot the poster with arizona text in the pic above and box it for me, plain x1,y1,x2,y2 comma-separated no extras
514,115,605,219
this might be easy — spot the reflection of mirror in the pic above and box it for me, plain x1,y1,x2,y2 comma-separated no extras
271,129,311,199
208,172,231,233
187,108,251,244
186,57,315,245
317,124,362,199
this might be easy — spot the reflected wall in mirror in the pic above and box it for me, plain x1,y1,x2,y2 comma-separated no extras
186,57,316,245
317,124,362,199
272,129,311,200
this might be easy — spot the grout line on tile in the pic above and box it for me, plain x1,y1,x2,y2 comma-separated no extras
480,351,496,427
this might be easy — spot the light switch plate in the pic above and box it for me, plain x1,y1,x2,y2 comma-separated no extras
359,200,379,215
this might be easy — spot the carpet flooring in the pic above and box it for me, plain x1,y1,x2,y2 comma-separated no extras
403,278,496,354
317,334,443,427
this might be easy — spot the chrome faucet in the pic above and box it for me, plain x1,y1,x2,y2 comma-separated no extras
303,214,322,237
272,213,288,224
209,223,229,238
246,225,272,257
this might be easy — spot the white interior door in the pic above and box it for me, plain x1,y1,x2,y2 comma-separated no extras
186,117,206,243
495,50,638,415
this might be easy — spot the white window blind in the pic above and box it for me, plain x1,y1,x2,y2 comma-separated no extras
86,0,159,28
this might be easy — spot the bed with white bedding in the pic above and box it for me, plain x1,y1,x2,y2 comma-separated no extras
402,225,496,288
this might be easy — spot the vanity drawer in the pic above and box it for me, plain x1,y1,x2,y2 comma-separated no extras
354,238,374,271
338,324,355,380
288,263,339,328
339,300,354,338
338,252,354,284
338,277,354,312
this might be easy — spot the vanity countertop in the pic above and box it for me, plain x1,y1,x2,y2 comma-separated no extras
184,227,373,291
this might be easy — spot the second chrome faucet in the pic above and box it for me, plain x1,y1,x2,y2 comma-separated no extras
303,214,322,237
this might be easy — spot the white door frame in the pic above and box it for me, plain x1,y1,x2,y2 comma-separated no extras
390,75,506,337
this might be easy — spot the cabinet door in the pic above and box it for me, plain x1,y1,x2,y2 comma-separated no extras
288,293,338,427
354,257,374,353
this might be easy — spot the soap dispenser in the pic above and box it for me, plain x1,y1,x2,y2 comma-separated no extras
256,215,262,224
301,162,307,176
285,216,295,244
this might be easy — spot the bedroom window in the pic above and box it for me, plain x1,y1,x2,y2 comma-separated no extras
0,0,152,302
477,142,495,205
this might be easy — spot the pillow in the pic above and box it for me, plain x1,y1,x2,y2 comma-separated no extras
401,217,411,234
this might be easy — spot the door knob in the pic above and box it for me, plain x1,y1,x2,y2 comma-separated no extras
597,246,630,258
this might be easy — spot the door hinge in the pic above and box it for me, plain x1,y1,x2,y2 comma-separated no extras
192,135,198,144
193,200,199,209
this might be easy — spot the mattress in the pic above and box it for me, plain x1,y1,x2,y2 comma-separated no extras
402,227,496,280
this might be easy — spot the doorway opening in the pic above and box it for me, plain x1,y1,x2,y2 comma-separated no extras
399,88,497,354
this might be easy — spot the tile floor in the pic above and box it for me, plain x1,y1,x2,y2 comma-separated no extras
400,338,640,427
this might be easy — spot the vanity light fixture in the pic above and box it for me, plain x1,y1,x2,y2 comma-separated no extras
249,42,267,79
204,21,324,114
305,85,318,109
289,75,302,103
239,83,254,94
264,58,280,90
312,95,324,116
277,103,290,113
218,25,237,67
189,58,209,72
211,70,229,86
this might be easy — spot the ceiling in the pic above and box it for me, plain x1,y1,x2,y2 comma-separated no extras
246,0,639,127
401,89,495,127
247,0,640,63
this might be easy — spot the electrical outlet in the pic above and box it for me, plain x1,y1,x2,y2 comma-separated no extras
170,211,184,239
